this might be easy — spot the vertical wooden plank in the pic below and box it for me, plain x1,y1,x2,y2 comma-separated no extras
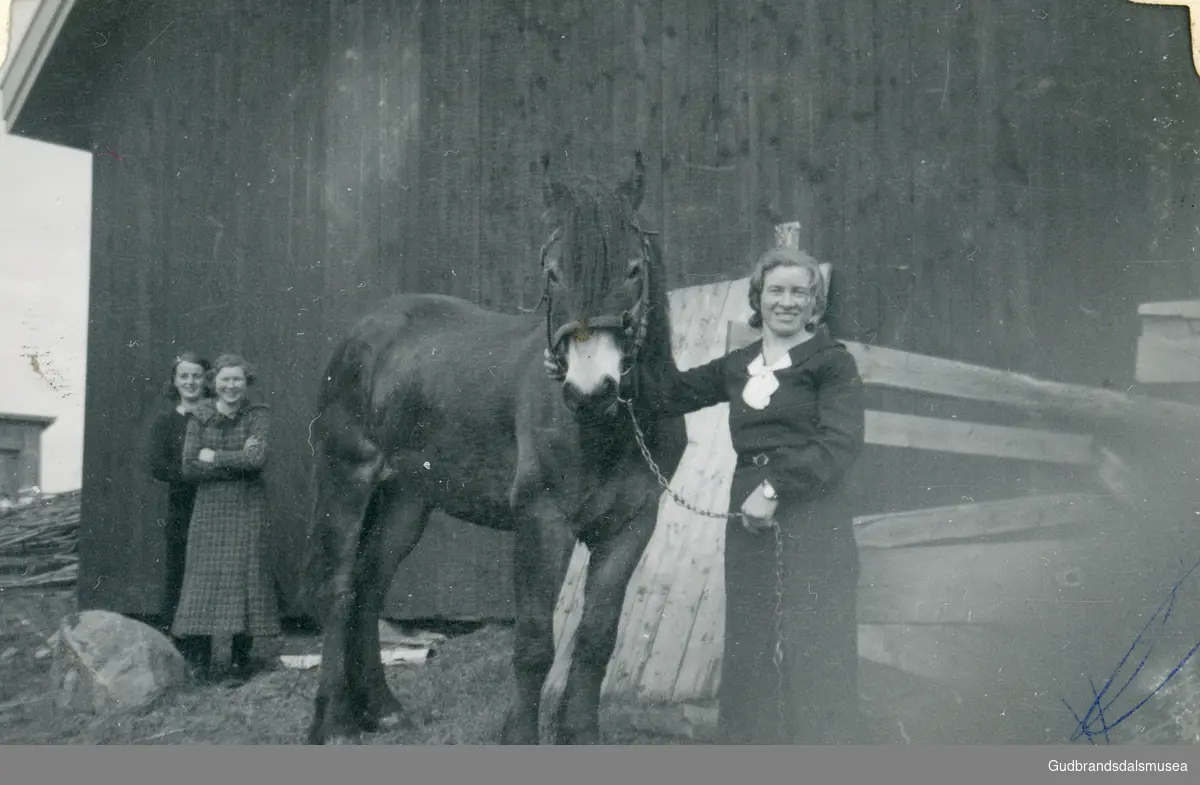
634,286,747,701
604,281,733,697
657,0,685,286
595,281,723,694
610,0,663,234
376,0,423,298
478,0,528,311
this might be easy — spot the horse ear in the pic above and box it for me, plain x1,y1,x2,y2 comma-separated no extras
619,150,645,212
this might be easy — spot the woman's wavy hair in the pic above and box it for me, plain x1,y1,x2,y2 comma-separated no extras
161,351,213,401
208,353,258,387
746,247,828,332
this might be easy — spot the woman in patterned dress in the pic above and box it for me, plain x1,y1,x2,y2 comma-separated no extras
146,351,211,667
172,353,281,685
547,247,867,744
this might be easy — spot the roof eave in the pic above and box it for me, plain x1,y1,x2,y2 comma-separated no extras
1,0,78,135
0,412,58,428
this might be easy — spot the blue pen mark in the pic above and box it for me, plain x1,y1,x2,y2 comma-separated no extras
1063,553,1200,744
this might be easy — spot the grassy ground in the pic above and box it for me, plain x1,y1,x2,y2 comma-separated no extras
5,587,1194,745
0,588,701,745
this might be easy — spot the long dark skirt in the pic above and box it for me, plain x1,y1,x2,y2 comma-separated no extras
162,485,197,630
716,486,863,745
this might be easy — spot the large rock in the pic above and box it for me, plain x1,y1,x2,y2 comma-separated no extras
49,610,190,715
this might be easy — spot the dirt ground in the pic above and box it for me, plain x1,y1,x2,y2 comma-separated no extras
3,586,1193,745
0,587,710,745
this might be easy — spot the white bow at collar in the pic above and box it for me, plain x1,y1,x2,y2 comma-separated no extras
741,351,793,410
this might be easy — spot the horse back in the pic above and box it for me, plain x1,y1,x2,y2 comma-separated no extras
319,292,543,446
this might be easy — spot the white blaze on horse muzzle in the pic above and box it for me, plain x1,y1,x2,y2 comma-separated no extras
561,331,625,398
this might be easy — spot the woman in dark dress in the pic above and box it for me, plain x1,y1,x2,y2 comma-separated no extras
172,353,281,686
548,247,867,744
146,351,212,665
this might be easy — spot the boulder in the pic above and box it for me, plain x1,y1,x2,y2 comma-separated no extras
50,610,190,715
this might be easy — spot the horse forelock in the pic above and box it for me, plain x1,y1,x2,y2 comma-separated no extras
554,186,671,343
558,190,628,312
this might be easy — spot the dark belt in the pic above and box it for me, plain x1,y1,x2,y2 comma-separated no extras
737,452,773,468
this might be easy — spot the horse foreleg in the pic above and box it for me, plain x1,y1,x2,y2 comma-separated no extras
307,455,387,746
351,488,432,733
502,503,577,745
554,498,658,744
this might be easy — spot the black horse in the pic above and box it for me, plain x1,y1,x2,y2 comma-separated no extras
303,152,689,745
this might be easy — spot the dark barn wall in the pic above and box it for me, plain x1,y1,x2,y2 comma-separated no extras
18,0,517,621
13,0,1200,620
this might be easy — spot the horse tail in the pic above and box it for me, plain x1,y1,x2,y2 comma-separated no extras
296,458,331,627
298,334,382,627
317,333,379,422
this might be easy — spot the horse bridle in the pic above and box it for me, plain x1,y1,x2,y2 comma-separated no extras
528,219,657,406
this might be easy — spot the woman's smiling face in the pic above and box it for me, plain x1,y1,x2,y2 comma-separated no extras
214,364,248,406
173,361,206,403
760,264,819,338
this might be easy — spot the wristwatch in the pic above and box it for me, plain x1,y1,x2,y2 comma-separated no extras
761,480,777,501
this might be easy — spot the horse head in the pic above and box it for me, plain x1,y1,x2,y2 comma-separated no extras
539,151,664,419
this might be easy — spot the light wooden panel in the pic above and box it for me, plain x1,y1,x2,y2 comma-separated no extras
1135,334,1200,384
632,285,750,701
602,282,736,697
545,278,749,707
544,272,1139,710
853,493,1110,549
857,622,1043,693
726,297,1200,435
1138,300,1200,319
864,411,1096,466
857,539,1099,626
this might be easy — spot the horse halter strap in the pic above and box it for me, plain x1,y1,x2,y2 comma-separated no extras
541,220,655,396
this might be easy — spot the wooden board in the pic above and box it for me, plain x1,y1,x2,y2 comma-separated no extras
723,306,1200,435
857,539,1106,627
610,282,745,699
1135,334,1200,384
1138,299,1200,319
864,411,1096,466
857,622,1044,693
853,493,1111,549
547,279,742,705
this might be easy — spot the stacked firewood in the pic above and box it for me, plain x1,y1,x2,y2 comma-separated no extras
0,489,81,589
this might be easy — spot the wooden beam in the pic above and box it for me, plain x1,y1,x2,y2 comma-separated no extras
0,0,77,135
1135,334,1200,384
1138,299,1200,319
857,539,1101,627
853,493,1111,549
857,622,1042,692
723,314,1200,436
865,410,1095,465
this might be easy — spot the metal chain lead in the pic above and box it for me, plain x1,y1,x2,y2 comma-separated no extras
622,398,790,742
772,522,786,740
621,399,742,521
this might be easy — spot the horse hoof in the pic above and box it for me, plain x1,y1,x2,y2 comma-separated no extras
377,711,414,730
308,718,364,745
499,714,540,745
326,733,362,746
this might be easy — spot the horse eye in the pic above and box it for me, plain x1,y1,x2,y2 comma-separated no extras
626,260,641,279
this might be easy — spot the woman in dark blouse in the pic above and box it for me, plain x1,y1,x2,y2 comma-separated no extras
147,351,212,665
547,247,867,744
